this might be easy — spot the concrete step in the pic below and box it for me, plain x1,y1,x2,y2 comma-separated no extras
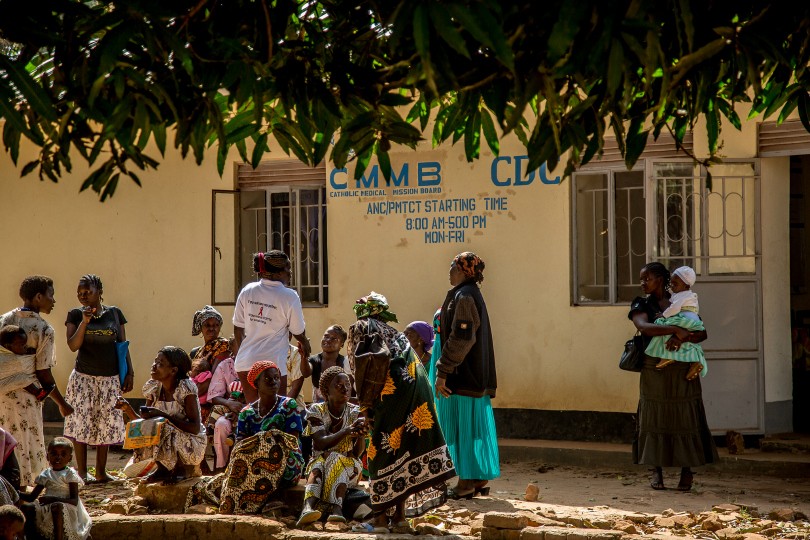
760,433,810,454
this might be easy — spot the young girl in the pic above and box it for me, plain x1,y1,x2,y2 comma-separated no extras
19,437,91,540
645,265,707,381
307,325,349,403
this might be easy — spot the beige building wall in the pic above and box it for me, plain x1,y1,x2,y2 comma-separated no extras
0,114,796,426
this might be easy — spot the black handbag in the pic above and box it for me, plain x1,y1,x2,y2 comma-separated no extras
619,333,644,372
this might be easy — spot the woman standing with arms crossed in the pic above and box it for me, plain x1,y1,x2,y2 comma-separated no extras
629,262,718,491
434,252,499,499
64,274,133,483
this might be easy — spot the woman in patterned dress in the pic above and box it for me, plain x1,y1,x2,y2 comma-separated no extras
297,366,366,526
184,360,305,514
0,275,73,487
348,292,455,533
115,346,206,484
64,274,132,483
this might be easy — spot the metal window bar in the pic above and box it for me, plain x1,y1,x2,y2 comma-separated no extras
651,161,758,273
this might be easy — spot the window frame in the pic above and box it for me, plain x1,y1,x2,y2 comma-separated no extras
240,184,328,307
571,165,646,306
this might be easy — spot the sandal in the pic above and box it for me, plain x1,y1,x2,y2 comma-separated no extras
649,468,665,490
351,522,389,534
296,509,322,527
474,480,490,496
448,486,476,500
676,469,693,491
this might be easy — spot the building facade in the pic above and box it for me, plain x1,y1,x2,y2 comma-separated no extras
1,110,805,439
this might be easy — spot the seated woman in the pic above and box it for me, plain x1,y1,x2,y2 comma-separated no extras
347,292,455,533
116,346,206,484
297,366,366,526
186,360,304,515
0,428,20,491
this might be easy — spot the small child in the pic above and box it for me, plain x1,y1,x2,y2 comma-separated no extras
0,505,26,540
645,266,707,380
19,437,91,540
211,381,246,472
190,356,213,405
0,325,53,401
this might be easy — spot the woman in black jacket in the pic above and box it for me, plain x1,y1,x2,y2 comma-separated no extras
434,252,499,499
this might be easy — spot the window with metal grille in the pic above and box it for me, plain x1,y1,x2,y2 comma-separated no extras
571,169,646,304
211,160,328,306
239,186,328,305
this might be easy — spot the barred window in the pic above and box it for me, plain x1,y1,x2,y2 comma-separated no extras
572,170,646,304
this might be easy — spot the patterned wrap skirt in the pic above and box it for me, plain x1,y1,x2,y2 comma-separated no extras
0,390,46,486
185,428,303,515
366,350,455,517
304,452,363,508
64,370,126,446
633,356,719,467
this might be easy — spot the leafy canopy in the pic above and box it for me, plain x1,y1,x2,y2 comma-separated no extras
0,1,809,200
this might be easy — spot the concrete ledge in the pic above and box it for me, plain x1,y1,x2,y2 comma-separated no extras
92,514,475,540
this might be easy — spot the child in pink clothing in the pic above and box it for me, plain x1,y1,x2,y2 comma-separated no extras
212,381,245,472
189,358,213,405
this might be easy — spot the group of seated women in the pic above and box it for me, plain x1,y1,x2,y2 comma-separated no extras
114,295,457,531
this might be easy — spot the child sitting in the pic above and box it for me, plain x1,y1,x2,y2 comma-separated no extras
190,356,213,405
19,437,91,540
0,325,52,401
211,381,246,472
645,266,707,381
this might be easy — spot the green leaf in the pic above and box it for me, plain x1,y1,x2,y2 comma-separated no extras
607,40,624,97
799,92,810,134
378,146,392,183
480,109,499,155
0,95,38,144
464,110,481,161
20,160,38,177
447,4,514,71
100,173,120,201
251,132,268,169
153,123,167,156
428,3,470,59
706,99,719,154
547,1,585,61
0,56,57,122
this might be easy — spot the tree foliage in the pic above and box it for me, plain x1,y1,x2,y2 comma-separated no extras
0,0,809,199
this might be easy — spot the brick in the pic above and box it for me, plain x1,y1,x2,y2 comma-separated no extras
612,520,638,534
624,513,653,524
654,516,676,528
525,483,540,501
715,504,742,513
768,508,796,522
702,516,724,532
671,514,696,528
716,527,742,539
483,526,522,540
520,527,546,540
484,512,530,530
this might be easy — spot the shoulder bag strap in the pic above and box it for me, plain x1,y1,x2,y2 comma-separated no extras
110,306,123,343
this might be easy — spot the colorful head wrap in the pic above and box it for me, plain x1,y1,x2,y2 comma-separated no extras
254,250,290,275
247,360,279,389
352,291,398,322
453,251,485,283
406,321,434,351
192,305,223,336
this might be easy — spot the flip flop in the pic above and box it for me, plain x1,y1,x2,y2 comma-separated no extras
676,470,693,491
351,522,389,534
448,486,476,500
327,514,347,523
296,509,322,527
649,469,665,490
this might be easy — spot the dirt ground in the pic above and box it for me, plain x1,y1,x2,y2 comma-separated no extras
81,448,810,523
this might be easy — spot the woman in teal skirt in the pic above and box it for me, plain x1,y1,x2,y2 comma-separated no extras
432,252,500,499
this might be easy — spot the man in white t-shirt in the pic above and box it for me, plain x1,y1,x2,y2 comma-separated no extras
233,250,311,402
